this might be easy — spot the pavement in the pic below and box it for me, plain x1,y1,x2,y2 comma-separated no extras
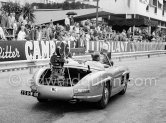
0,55,166,123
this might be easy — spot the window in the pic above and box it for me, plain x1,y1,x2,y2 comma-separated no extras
163,2,166,10
154,6,157,13
152,0,157,6
158,1,162,9
146,5,149,11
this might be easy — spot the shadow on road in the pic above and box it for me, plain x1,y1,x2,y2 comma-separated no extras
31,94,124,114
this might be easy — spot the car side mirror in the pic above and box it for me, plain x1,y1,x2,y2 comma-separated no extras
87,65,91,73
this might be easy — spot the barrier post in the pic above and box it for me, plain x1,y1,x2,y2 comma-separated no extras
29,67,33,74
27,61,36,74
119,57,121,62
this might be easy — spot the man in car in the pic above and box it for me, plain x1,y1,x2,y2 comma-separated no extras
100,52,114,66
85,52,106,70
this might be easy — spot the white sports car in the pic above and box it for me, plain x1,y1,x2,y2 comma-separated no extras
21,53,130,109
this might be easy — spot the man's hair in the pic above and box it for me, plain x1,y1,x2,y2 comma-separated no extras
91,52,100,61
68,52,72,58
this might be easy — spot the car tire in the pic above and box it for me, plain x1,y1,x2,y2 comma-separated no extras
96,82,110,109
37,98,48,103
119,84,127,95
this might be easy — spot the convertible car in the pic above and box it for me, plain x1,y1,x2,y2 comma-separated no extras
21,53,130,109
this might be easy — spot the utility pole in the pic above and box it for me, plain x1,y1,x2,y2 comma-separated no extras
96,0,99,27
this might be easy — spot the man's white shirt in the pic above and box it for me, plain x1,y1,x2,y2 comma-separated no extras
17,31,26,40
65,17,70,25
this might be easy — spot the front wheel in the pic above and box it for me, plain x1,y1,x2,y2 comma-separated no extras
96,83,110,109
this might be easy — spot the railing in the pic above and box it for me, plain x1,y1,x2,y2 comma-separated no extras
0,50,166,73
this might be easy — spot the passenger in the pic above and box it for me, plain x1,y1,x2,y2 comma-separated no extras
85,52,105,70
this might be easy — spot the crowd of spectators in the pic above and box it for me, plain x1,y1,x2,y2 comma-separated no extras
0,11,165,44
0,10,32,40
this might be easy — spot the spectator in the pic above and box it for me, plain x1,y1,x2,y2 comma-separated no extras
11,13,16,27
8,13,12,28
70,15,74,31
13,20,18,35
0,25,6,40
74,23,80,34
5,12,10,28
17,26,26,40
41,24,47,40
1,11,8,28
18,13,24,24
28,24,36,40
70,15,74,26
65,15,70,31
23,16,28,26
47,23,54,40
36,26,42,41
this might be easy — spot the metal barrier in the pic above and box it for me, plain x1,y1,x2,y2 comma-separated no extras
0,50,166,73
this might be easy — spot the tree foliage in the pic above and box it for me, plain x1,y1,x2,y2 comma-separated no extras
2,1,95,23
2,2,22,20
2,2,35,22
31,1,96,10
22,3,35,22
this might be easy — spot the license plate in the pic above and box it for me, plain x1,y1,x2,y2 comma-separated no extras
21,90,39,97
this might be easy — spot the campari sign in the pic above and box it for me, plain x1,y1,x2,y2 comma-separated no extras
0,40,165,62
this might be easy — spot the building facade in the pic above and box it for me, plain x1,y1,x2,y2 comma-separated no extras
85,0,166,30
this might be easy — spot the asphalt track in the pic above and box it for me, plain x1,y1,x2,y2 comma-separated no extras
0,55,166,123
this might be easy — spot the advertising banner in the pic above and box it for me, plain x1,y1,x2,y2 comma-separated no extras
0,40,165,62
0,40,85,62
87,41,166,53
0,41,26,62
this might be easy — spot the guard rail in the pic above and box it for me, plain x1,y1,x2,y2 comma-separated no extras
0,50,166,73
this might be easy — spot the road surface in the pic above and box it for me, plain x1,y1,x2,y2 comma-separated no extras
0,55,166,123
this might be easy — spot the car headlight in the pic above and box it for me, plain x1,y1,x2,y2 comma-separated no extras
74,89,90,94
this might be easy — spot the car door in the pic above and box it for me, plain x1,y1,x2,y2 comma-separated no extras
111,72,123,96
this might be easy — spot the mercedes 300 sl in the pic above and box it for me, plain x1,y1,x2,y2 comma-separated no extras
21,53,130,109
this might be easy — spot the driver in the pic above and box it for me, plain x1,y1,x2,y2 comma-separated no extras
100,52,114,66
